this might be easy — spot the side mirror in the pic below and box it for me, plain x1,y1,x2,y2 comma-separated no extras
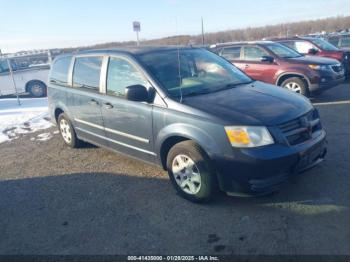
261,56,274,63
308,48,318,55
125,85,149,102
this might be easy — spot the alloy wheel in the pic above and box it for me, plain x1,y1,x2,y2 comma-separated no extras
59,119,72,144
172,154,201,195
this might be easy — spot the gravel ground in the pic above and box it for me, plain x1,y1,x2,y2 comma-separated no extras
0,83,350,255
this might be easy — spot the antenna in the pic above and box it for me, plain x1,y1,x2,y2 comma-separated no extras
176,17,183,103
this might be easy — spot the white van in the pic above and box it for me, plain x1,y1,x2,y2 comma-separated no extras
0,58,49,97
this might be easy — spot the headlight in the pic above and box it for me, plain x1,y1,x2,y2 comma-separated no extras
224,126,274,148
308,64,329,70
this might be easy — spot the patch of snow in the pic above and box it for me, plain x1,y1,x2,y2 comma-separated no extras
0,98,53,144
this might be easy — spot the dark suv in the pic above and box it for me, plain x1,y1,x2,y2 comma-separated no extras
271,36,350,77
211,41,344,96
48,47,327,202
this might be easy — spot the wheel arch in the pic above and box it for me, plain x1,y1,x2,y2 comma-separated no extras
276,72,310,87
156,124,222,170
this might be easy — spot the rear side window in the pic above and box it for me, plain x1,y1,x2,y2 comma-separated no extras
73,56,103,90
242,46,268,61
50,56,72,85
221,46,241,60
107,57,149,97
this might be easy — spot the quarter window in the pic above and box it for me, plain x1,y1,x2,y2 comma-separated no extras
50,56,72,85
73,56,103,90
221,46,241,60
107,57,149,97
242,46,269,61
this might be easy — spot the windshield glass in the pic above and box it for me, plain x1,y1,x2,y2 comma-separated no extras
265,43,302,58
138,49,252,98
309,38,339,51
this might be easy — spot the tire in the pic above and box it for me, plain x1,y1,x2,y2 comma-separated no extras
57,113,82,148
281,77,309,97
166,140,218,202
27,81,47,97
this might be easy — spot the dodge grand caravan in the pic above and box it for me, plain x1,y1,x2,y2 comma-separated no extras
48,47,327,202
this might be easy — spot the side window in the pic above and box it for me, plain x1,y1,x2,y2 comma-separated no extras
221,46,242,60
50,56,72,85
242,46,269,61
294,41,315,54
106,57,149,97
73,56,103,90
0,60,10,74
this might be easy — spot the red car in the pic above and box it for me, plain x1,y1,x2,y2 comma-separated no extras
271,36,350,77
210,41,345,97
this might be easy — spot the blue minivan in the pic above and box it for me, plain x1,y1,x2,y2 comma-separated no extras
48,47,327,202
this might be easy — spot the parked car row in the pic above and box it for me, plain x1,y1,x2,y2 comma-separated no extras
209,37,348,96
210,41,345,96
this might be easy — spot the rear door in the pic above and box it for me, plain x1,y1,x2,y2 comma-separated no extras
70,55,107,146
99,55,156,162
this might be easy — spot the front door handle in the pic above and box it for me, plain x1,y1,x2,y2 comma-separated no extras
103,102,114,109
88,99,99,106
245,64,249,68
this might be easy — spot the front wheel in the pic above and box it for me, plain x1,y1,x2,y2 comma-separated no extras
166,141,218,202
281,77,309,97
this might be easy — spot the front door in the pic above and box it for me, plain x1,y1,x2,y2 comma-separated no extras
240,45,278,84
70,56,107,146
100,56,155,162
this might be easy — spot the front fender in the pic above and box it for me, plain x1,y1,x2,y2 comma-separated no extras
156,123,223,159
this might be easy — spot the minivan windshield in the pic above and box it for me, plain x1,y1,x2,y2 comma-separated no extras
308,38,339,51
138,48,252,98
265,43,302,58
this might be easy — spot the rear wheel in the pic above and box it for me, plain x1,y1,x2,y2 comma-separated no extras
27,81,47,97
166,141,218,202
58,113,82,148
281,77,309,97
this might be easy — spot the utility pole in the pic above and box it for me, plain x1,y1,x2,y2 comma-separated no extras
201,17,205,45
7,58,21,106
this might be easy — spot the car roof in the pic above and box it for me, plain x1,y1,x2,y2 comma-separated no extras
210,41,275,49
73,46,199,56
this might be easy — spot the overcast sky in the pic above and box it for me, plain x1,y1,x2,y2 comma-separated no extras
1,0,350,53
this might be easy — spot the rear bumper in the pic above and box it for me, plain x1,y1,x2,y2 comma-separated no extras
213,130,327,196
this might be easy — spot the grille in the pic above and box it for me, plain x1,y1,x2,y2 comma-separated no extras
279,109,322,146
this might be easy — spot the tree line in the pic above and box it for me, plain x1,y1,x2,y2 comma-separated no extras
64,15,350,52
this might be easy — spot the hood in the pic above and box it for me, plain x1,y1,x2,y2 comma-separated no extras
285,55,340,65
181,81,313,126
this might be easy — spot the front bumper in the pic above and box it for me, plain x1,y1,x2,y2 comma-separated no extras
309,73,345,93
213,130,327,196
